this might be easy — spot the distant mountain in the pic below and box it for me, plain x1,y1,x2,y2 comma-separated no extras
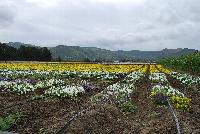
49,45,128,61
49,45,197,61
5,42,197,61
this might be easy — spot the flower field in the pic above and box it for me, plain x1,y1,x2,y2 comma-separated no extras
0,62,200,133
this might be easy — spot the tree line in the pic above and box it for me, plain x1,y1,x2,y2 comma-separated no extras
0,42,52,61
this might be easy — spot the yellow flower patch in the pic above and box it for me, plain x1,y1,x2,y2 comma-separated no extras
0,62,145,73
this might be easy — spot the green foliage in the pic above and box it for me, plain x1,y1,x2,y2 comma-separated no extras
0,112,24,131
115,93,127,104
158,52,200,73
0,42,52,61
119,101,137,113
31,95,46,100
148,111,162,118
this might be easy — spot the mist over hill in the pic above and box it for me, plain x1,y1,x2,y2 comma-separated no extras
6,42,197,62
6,42,38,49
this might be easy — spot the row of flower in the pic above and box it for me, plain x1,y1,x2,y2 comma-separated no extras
154,64,199,91
0,80,35,95
171,72,200,90
149,72,191,110
149,73,168,83
0,64,148,81
0,69,127,81
0,74,141,99
91,71,145,113
0,63,144,73
0,78,86,98
156,65,172,74
0,64,148,84
0,64,148,99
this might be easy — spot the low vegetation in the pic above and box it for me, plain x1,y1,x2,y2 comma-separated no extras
0,112,23,131
158,52,200,74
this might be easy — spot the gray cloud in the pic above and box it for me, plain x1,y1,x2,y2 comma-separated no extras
0,0,200,50
0,5,15,28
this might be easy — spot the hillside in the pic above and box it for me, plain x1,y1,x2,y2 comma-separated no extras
49,45,131,61
49,45,197,61
6,42,197,61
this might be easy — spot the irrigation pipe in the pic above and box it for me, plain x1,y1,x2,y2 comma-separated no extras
167,98,181,134
56,107,91,134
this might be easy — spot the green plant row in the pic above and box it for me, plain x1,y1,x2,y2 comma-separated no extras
157,52,200,74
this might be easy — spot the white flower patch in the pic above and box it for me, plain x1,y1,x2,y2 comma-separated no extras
124,71,144,82
106,83,135,95
0,81,15,89
0,69,50,78
0,81,35,94
79,71,119,80
35,79,65,89
44,84,85,97
92,72,143,104
151,84,184,97
0,69,123,82
171,72,200,87
149,73,168,83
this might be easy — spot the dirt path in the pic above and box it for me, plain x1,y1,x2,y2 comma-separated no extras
131,67,176,134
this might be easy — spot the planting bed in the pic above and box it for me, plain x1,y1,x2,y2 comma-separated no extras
0,63,199,134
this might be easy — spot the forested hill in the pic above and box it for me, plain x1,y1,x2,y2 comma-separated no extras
49,45,197,61
3,42,198,62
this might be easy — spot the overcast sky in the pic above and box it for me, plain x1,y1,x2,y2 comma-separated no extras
0,0,200,50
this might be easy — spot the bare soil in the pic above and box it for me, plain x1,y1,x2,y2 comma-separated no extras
0,73,200,134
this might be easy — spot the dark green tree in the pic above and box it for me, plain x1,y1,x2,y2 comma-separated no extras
41,47,52,61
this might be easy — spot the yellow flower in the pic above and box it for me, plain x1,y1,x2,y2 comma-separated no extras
0,63,146,73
